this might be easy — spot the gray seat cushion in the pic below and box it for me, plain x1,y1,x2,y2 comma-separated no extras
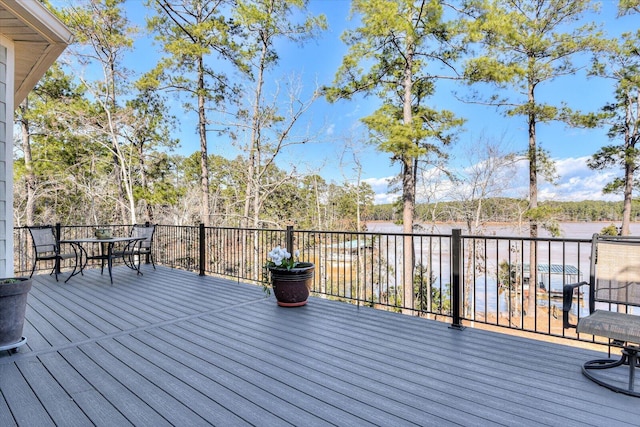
577,310,640,344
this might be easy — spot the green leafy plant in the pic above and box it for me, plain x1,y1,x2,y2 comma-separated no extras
600,224,620,236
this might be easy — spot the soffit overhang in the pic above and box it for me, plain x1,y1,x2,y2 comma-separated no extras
0,0,73,106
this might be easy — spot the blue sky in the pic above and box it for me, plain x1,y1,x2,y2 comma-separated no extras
66,0,639,204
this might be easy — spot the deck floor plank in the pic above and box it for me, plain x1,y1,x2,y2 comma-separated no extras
181,311,489,425
0,363,54,426
145,323,406,427
15,356,91,426
101,335,256,426
124,330,323,426
49,274,174,327
230,302,597,423
79,339,211,426
32,279,133,335
0,388,16,427
28,285,105,339
191,305,571,426
20,292,78,347
37,351,134,426
1,266,640,426
21,311,54,352
175,323,472,426
58,346,171,426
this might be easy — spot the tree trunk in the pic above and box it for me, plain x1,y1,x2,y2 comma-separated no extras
19,100,36,226
527,77,537,318
198,56,211,227
137,143,153,222
620,89,639,236
402,158,416,313
622,157,633,236
315,176,322,229
401,37,416,313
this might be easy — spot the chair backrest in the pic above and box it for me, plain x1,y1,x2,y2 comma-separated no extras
591,234,640,312
28,226,58,255
131,224,155,249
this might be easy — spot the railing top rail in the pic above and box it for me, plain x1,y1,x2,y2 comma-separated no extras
463,233,591,244
16,223,594,244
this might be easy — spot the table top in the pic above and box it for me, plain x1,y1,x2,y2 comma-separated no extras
60,236,146,244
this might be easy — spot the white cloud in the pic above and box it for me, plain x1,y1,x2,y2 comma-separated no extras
366,155,626,205
539,156,618,201
363,176,393,190
362,176,400,205
374,193,399,204
326,124,335,136
554,156,591,176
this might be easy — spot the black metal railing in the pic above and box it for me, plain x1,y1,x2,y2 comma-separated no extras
15,223,605,348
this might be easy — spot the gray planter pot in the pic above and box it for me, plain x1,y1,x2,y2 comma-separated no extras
0,277,32,352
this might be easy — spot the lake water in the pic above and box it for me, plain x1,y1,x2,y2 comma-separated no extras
366,221,640,239
364,221,634,316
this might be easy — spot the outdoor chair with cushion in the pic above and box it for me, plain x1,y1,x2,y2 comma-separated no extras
119,224,156,271
28,225,77,282
563,233,640,397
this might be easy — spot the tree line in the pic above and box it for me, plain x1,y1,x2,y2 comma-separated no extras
369,198,640,224
12,0,640,249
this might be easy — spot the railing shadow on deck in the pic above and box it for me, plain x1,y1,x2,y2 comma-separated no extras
14,223,608,350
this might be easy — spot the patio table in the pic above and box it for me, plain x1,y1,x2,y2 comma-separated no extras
60,236,146,284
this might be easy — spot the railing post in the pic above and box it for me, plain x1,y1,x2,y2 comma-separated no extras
55,223,62,274
199,223,205,276
286,225,294,254
144,221,151,264
450,228,465,330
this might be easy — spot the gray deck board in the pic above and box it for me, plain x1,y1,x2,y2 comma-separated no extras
127,330,326,426
0,363,54,426
78,341,209,426
196,306,560,426
58,346,171,426
14,357,90,426
1,266,640,426
100,336,251,426
148,324,399,427
205,313,502,422
37,351,134,426
183,311,474,425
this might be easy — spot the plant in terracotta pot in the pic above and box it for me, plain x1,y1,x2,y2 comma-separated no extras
265,246,314,307
0,277,32,352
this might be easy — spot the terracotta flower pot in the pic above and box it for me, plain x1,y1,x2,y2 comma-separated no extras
0,277,32,351
269,262,314,307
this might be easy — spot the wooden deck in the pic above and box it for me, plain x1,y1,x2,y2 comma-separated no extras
1,266,640,426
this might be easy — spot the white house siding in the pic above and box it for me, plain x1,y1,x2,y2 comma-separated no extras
0,1,70,278
0,40,13,276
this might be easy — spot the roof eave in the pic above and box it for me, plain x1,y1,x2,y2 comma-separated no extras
1,0,73,105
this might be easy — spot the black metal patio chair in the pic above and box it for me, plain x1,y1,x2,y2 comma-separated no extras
563,233,640,397
27,225,76,282
119,224,156,271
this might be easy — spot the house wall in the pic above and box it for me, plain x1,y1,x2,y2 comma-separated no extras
0,38,14,277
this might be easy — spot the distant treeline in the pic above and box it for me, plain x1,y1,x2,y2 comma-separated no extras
369,198,640,223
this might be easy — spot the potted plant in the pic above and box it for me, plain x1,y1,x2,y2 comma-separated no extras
0,277,32,352
265,246,314,307
94,228,112,239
